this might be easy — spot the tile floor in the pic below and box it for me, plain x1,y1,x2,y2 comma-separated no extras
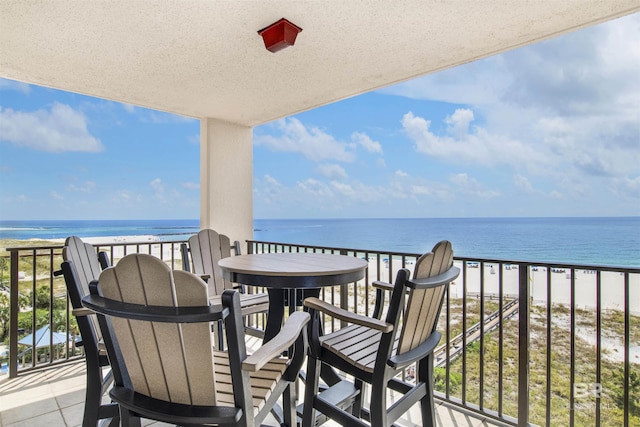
0,359,505,427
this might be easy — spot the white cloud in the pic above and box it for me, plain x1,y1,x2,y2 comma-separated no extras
316,163,348,180
112,190,135,203
401,110,544,169
549,190,564,199
395,170,408,177
122,103,136,113
410,185,431,196
611,175,640,199
263,175,281,187
0,79,31,94
254,166,460,217
297,179,334,198
150,178,166,201
449,173,500,199
255,117,356,162
181,181,199,190
514,175,535,193
0,103,104,152
68,181,96,193
389,14,640,202
446,109,475,139
351,132,382,154
50,191,64,200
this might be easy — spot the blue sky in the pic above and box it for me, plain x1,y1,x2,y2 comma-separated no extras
1,14,638,221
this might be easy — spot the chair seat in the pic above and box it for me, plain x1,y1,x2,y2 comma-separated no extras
210,292,270,316
320,324,399,373
213,350,290,413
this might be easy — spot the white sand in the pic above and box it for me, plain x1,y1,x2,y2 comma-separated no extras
375,258,638,314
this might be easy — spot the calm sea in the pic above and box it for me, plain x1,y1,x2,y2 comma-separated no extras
1,217,638,267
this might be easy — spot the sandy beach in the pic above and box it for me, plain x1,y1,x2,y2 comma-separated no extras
368,257,639,313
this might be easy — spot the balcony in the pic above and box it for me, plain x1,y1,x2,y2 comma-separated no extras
1,239,638,426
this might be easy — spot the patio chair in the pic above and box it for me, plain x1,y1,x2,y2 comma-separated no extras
302,240,459,427
182,229,270,346
58,236,119,427
82,253,309,427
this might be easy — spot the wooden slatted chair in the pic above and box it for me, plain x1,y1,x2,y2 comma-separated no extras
302,240,460,427
182,229,270,345
83,253,309,427
58,236,119,427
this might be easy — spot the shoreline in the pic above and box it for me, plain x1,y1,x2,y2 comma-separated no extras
44,235,162,245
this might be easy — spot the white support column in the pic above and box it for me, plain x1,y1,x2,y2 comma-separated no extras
200,118,253,249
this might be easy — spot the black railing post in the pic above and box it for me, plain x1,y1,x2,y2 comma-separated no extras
517,263,530,426
339,249,349,328
9,250,19,378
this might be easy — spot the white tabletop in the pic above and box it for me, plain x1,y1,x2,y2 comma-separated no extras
218,252,368,288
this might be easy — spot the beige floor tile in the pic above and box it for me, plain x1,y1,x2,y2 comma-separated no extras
55,389,85,409
0,398,59,425
60,402,84,427
6,410,65,427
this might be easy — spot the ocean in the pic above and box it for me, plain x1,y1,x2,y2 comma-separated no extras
1,217,639,267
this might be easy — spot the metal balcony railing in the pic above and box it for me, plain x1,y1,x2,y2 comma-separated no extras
1,239,638,427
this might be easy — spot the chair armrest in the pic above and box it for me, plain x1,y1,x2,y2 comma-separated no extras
406,267,460,289
372,280,394,292
303,297,393,333
72,307,94,317
242,311,310,372
82,295,228,323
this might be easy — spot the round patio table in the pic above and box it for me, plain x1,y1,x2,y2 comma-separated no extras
218,252,368,342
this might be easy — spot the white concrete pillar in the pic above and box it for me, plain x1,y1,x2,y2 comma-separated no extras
200,118,253,249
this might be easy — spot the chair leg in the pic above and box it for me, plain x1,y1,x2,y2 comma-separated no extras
119,408,141,427
282,383,296,427
82,359,102,427
302,355,321,427
352,378,364,418
419,356,436,427
368,379,387,427
106,413,120,427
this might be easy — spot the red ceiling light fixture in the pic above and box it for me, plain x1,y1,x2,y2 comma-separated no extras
258,18,302,53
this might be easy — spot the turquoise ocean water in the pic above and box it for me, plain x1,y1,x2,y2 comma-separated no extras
1,217,638,267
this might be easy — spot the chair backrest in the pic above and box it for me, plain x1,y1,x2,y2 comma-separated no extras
187,229,235,296
97,253,218,405
397,240,453,354
62,236,105,341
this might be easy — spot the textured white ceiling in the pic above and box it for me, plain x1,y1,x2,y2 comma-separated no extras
1,1,638,126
